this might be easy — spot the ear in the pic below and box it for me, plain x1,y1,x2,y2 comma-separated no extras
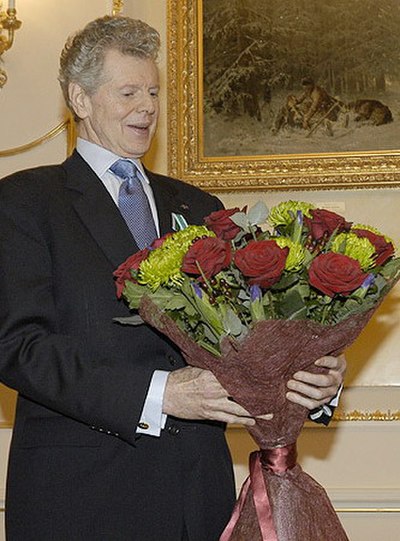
68,82,91,120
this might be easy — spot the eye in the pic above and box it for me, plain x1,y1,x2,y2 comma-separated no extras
150,88,159,98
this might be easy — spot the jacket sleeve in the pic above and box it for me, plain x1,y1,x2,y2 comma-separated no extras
0,173,160,445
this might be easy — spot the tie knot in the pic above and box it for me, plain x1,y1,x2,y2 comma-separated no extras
110,159,137,184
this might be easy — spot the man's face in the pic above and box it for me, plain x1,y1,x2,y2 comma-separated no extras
74,49,160,158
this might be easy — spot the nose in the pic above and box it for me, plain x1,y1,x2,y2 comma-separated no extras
137,91,156,115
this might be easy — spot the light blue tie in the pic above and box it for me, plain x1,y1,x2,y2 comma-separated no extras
110,159,157,249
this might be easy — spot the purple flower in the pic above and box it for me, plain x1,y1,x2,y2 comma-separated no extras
250,284,262,302
192,282,203,299
361,274,375,289
296,210,303,227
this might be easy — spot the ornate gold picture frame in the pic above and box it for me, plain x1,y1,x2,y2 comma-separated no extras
167,0,400,191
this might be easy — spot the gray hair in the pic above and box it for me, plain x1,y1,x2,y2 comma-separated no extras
59,15,160,112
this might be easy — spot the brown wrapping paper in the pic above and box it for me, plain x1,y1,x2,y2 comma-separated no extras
139,297,379,540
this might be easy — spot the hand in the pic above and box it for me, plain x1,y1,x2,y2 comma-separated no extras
163,366,272,426
286,353,346,410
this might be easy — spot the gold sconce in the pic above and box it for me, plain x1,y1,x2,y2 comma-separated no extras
112,1,124,15
0,0,22,88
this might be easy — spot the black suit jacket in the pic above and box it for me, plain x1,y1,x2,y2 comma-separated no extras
0,152,235,541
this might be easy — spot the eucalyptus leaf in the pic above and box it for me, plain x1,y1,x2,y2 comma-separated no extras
222,307,244,336
380,258,400,280
229,212,251,232
113,315,144,326
247,201,269,226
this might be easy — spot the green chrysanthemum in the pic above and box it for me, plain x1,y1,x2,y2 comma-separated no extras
352,223,395,248
274,237,306,271
268,200,315,228
331,232,376,270
138,225,214,290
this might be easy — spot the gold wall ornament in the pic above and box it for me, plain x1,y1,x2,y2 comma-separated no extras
333,409,400,422
167,0,400,191
0,115,76,158
0,1,22,88
112,0,124,15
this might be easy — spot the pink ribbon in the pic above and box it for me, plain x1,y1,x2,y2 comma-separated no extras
219,444,297,541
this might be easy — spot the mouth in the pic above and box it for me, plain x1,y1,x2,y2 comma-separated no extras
127,121,151,133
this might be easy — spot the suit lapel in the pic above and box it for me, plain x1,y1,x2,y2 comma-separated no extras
147,170,195,235
62,152,139,268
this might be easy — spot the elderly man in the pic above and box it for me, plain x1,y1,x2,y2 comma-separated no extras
0,16,345,541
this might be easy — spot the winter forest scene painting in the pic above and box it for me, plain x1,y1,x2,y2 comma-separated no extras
202,0,400,157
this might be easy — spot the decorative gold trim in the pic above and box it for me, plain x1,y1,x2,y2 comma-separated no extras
0,116,76,158
333,409,400,422
112,1,124,15
167,0,400,191
336,508,400,513
227,409,400,429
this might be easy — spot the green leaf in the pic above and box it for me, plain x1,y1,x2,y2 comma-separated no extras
124,281,149,310
279,289,307,319
250,298,265,322
150,287,177,308
271,273,300,291
192,295,225,337
164,294,190,311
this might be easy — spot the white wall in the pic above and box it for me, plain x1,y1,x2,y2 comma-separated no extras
1,1,400,539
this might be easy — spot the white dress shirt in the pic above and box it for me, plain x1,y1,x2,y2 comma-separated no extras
77,138,168,437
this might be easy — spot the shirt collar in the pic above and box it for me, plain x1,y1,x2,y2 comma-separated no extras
76,138,149,183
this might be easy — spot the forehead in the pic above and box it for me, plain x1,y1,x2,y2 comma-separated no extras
100,49,159,85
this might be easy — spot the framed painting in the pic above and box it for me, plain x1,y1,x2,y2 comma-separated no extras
167,0,400,191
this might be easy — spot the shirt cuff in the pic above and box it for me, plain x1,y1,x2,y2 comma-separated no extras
137,370,169,437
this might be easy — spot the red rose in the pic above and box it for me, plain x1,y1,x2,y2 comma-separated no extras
309,252,367,297
304,209,352,241
113,248,150,298
182,237,232,279
352,228,395,266
151,232,172,250
234,240,288,288
204,207,243,240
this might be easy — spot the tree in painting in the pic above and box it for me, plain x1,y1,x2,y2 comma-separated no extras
202,0,400,156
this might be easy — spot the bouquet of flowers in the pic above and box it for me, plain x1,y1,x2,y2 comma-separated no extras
114,201,400,541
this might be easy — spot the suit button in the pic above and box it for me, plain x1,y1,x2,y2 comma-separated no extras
168,425,180,436
167,354,178,367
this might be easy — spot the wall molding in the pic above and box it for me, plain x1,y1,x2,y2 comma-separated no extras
330,487,400,513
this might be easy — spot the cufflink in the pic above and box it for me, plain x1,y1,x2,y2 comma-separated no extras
138,422,150,430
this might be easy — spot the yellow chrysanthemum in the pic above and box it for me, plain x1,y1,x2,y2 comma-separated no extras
352,223,396,249
268,200,315,228
138,225,214,290
331,232,375,270
274,237,306,271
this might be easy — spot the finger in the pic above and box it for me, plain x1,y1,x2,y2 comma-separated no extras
286,379,336,401
289,370,337,388
286,391,325,410
256,413,274,421
218,398,255,418
315,354,347,375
